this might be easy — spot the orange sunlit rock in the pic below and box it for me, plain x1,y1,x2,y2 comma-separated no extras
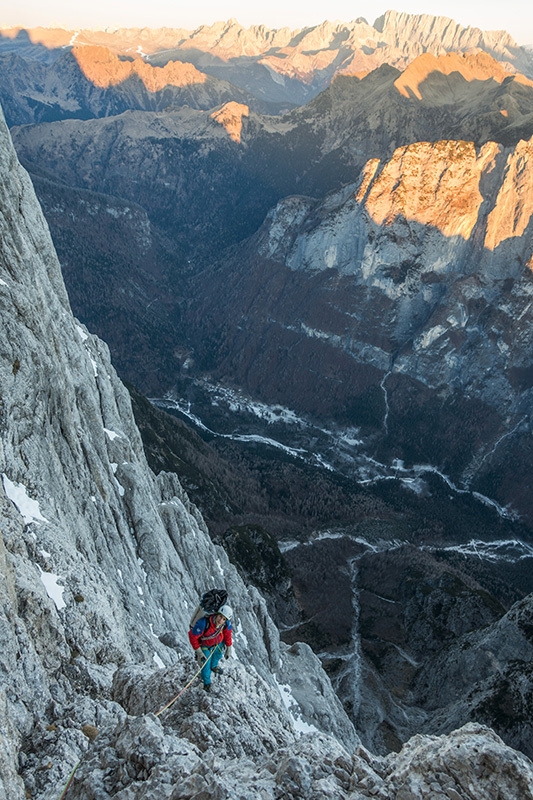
394,51,533,100
0,27,20,40
131,59,207,92
0,26,72,47
28,27,74,47
74,46,130,87
485,138,533,251
210,102,249,143
344,70,372,80
73,45,207,91
363,140,500,239
73,27,191,56
340,51,405,78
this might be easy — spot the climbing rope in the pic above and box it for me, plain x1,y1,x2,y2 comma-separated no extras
56,647,218,799
57,762,80,800
155,646,217,716
56,627,227,799
154,625,226,716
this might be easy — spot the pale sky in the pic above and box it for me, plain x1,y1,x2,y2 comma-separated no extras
1,1,532,46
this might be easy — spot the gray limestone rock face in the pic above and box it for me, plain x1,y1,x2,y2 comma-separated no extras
413,594,533,759
382,723,533,800
414,593,533,709
0,105,355,798
277,640,359,752
34,706,533,800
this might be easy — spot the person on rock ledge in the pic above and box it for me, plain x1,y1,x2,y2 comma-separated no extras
188,604,233,692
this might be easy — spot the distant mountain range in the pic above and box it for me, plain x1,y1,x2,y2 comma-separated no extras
1,10,533,120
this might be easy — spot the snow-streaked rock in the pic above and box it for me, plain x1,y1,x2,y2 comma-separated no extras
0,105,356,798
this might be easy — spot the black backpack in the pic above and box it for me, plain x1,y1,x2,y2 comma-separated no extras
189,588,228,628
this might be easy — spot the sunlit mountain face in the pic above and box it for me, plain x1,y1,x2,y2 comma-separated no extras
3,12,533,754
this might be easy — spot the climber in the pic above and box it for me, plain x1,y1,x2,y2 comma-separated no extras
188,604,233,692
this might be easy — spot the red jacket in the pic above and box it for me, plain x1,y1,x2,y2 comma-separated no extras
188,614,233,650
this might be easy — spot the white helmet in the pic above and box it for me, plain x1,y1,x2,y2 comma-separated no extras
218,604,233,621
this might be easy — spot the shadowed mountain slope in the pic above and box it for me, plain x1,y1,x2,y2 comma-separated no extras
11,51,533,261
0,46,271,127
2,10,532,108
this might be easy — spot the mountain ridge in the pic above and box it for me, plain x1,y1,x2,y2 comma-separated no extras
1,10,532,113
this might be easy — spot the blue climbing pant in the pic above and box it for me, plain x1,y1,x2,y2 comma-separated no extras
200,643,224,686
200,643,226,684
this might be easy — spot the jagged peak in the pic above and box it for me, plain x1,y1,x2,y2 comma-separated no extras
376,9,466,31
2,12,523,56
374,8,517,49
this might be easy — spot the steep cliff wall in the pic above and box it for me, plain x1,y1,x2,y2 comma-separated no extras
0,107,356,798
258,136,533,415
187,134,533,522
